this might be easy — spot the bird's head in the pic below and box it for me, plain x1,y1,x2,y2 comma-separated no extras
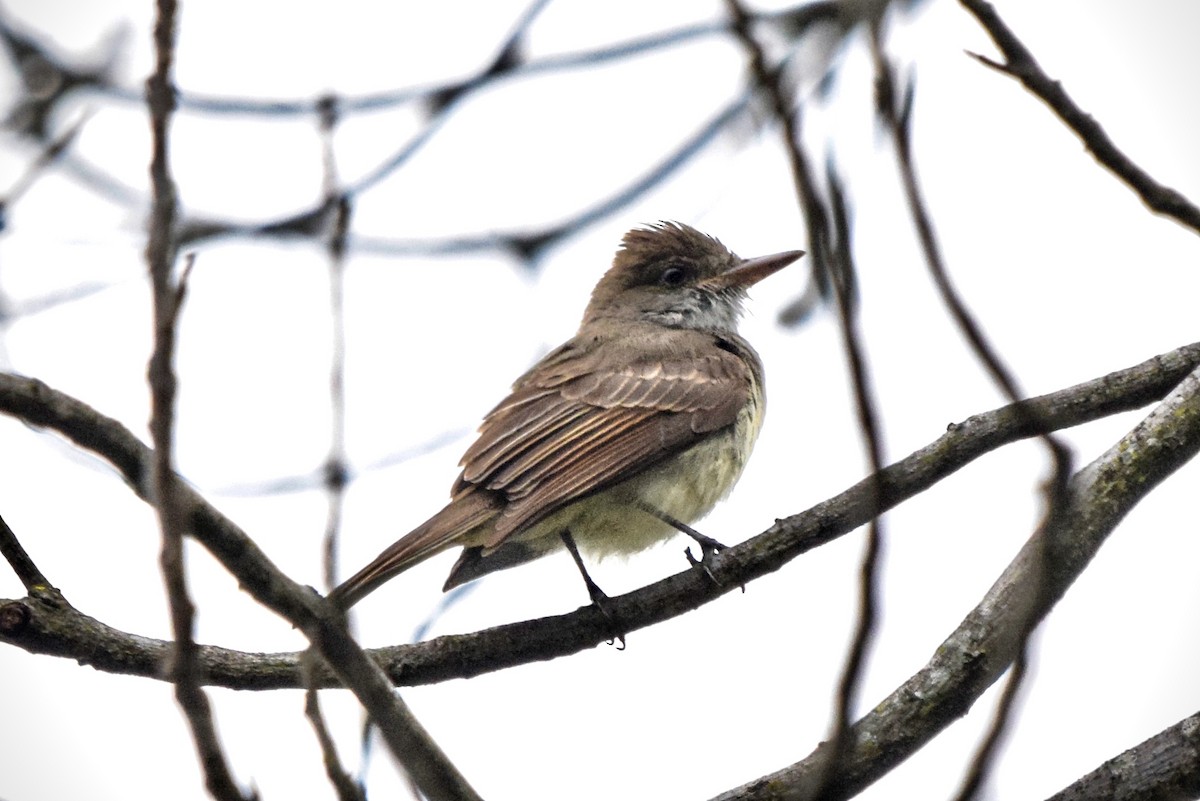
583,221,803,332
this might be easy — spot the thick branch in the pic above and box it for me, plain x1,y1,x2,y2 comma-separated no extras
711,363,1200,800
1045,709,1200,801
0,413,477,794
2,342,1197,690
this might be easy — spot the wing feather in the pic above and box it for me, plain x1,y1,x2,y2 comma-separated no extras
455,326,759,546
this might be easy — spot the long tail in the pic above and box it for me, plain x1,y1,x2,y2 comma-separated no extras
328,490,501,610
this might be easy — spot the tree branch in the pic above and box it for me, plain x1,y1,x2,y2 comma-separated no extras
0,410,478,793
722,5,889,795
1045,708,1200,801
867,27,1074,801
0,511,50,592
144,0,249,795
3,341,1197,691
959,0,1200,236
711,362,1200,800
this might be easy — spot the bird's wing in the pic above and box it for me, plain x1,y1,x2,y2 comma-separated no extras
454,330,756,546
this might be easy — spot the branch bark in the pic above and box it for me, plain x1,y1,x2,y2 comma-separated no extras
710,362,1200,800
1045,709,1200,801
3,341,1198,690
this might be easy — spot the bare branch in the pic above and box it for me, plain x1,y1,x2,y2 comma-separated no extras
3,342,1198,691
723,3,889,793
317,97,352,593
1045,708,1200,801
0,2,751,265
868,26,1074,797
0,401,480,799
959,0,1200,236
0,512,50,593
711,362,1200,800
144,0,249,796
0,112,90,210
302,655,366,801
815,165,888,801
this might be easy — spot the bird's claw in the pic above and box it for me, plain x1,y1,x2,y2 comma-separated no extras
684,533,728,586
587,586,626,650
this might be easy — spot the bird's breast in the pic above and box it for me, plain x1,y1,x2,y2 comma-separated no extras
550,391,763,559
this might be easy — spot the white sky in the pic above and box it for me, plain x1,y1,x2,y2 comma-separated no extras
1,1,1199,800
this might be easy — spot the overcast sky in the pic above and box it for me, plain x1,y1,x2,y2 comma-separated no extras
2,2,1199,800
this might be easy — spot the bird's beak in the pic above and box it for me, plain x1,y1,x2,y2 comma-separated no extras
704,249,805,291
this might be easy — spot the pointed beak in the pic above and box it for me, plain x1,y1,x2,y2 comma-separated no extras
703,248,805,291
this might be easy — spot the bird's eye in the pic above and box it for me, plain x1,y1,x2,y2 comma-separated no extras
659,265,691,287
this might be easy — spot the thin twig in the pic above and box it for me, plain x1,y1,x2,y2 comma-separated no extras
0,384,483,797
868,24,1073,798
175,89,755,259
723,0,837,326
722,3,887,794
959,0,1200,236
1,2,748,263
317,95,352,593
144,0,250,798
814,165,888,800
312,96,366,797
0,512,50,592
0,111,91,207
302,654,366,801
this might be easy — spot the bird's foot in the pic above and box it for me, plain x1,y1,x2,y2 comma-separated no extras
683,534,746,594
585,582,626,650
635,501,732,588
684,534,725,587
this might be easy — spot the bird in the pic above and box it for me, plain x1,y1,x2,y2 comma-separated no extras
328,222,802,611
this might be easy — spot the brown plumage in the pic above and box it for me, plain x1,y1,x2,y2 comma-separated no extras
328,222,802,609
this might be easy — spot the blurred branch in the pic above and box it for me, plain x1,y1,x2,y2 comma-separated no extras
212,426,470,498
813,164,887,801
93,5,718,118
303,659,366,801
177,89,755,261
724,0,839,326
724,3,886,794
3,341,1198,690
0,10,117,138
960,0,1200,236
712,360,1200,801
0,410,478,793
0,111,89,219
318,98,352,593
0,1,753,265
868,26,1073,800
1044,708,1200,801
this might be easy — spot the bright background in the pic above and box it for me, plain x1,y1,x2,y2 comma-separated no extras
1,1,1199,800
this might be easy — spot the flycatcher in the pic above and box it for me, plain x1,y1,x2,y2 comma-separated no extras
329,222,802,609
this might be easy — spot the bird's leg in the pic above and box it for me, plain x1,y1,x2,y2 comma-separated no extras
560,529,609,604
634,501,726,584
559,530,625,648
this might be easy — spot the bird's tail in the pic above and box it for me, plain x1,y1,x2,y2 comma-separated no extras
328,490,501,610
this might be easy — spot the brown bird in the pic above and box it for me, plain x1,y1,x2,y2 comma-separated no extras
329,222,802,610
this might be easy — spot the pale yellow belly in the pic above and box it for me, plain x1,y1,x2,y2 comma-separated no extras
513,399,762,559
